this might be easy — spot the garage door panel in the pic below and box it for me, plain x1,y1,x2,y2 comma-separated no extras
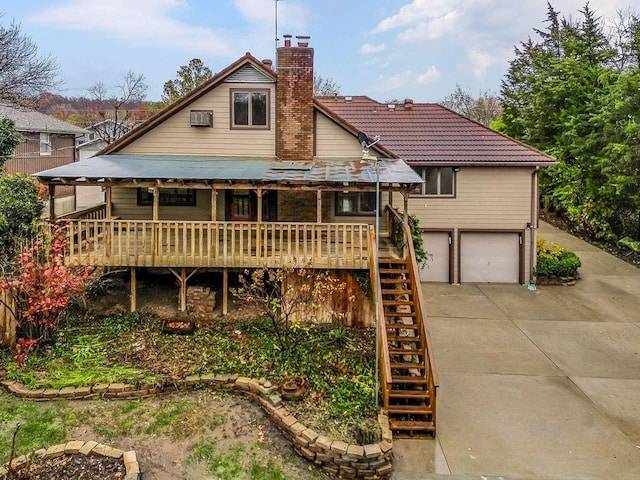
460,232,520,283
420,232,450,282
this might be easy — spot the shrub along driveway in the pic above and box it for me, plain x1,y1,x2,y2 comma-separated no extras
394,221,640,479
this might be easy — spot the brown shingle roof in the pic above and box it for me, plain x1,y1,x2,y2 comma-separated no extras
315,96,556,166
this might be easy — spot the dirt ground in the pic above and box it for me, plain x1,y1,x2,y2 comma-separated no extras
65,391,320,480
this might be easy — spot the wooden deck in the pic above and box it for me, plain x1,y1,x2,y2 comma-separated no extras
61,219,398,269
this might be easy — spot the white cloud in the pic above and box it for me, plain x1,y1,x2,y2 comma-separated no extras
28,0,232,55
371,0,457,34
416,65,441,83
463,48,498,81
397,11,460,43
361,43,386,54
233,0,307,31
372,70,413,92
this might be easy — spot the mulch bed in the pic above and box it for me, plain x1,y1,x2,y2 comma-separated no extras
540,210,640,267
4,454,125,480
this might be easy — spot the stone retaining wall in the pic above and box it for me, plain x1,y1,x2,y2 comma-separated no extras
0,374,393,479
0,441,140,480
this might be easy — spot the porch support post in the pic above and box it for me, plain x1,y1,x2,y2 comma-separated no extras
105,186,113,219
388,190,393,208
130,267,137,312
48,185,56,220
152,187,160,221
257,187,263,222
211,187,217,221
222,269,228,315
316,190,322,223
402,191,409,224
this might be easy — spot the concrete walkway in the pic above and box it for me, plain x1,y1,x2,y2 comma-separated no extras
393,221,640,480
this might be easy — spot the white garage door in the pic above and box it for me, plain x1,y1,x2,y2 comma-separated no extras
420,232,450,282
460,232,520,283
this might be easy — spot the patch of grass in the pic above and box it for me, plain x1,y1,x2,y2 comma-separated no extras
188,441,245,480
2,311,376,441
0,392,70,462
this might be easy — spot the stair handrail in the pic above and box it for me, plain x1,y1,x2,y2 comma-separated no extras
368,225,392,408
387,207,439,416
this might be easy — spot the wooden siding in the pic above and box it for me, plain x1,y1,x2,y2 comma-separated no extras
400,167,535,283
120,83,276,156
315,112,363,157
112,187,212,220
4,133,76,198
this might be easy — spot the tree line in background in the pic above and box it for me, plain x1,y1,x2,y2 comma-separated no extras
2,4,640,246
497,2,640,243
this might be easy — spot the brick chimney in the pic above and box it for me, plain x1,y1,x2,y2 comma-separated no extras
276,35,314,161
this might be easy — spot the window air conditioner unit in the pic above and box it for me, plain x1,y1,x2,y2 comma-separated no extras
190,110,213,127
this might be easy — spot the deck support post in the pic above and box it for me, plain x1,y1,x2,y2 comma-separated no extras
257,187,263,222
130,267,137,312
48,185,56,220
223,269,228,315
168,268,199,313
316,190,322,223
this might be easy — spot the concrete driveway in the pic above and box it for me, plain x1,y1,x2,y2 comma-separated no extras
393,221,640,480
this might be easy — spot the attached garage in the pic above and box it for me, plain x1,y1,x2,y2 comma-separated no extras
459,231,523,284
420,231,451,282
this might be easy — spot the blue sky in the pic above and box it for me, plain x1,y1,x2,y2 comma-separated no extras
1,0,634,102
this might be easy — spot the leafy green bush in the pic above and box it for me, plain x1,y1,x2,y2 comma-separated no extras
536,237,581,278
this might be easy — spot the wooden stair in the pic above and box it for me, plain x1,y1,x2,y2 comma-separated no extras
378,256,436,438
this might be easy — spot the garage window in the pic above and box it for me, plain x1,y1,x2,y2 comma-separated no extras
412,167,455,196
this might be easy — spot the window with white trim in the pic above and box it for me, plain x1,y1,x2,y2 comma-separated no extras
335,192,377,216
231,89,268,128
412,167,455,196
40,132,51,155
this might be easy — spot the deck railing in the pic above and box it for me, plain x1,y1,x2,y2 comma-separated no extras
368,226,393,408
58,203,107,220
388,206,438,426
62,220,370,269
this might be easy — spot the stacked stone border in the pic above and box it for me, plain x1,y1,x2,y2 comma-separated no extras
0,374,393,479
0,441,140,480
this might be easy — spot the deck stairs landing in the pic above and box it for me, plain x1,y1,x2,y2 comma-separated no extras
379,257,435,438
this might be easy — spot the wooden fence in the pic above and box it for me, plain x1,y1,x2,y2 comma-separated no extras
0,290,16,348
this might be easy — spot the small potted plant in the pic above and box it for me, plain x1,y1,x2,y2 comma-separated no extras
280,375,306,400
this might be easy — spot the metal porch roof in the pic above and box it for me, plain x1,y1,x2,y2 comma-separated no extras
34,154,423,187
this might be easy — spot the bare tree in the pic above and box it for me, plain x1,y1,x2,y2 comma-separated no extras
0,18,60,104
608,8,640,71
440,84,502,127
313,74,340,96
87,71,147,143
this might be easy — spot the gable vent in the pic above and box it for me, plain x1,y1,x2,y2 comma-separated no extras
225,64,275,84
190,110,213,127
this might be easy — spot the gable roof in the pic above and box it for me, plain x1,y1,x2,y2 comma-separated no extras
0,102,87,135
99,53,277,155
315,96,557,167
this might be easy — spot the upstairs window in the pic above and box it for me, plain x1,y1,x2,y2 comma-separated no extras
336,192,377,216
40,132,51,155
412,167,455,196
231,89,269,128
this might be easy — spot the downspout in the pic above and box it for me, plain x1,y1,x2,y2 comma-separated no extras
529,167,540,287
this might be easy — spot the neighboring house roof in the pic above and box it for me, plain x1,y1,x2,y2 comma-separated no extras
99,53,277,156
315,96,557,167
34,155,422,187
0,102,87,135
